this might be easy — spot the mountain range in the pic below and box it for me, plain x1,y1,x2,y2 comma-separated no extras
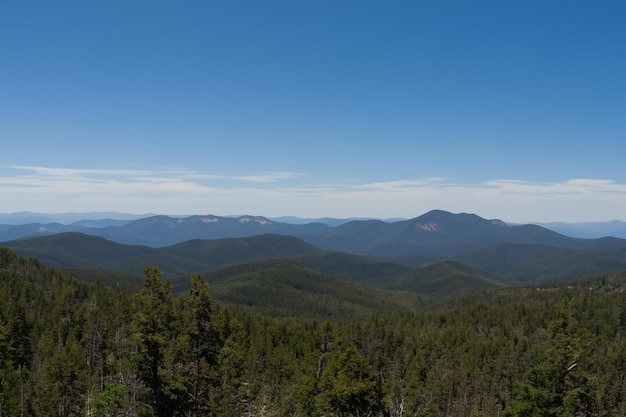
2,210,626,239
533,220,626,239
2,210,626,303
2,210,624,251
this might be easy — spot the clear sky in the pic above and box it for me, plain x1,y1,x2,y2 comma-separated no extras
1,0,625,222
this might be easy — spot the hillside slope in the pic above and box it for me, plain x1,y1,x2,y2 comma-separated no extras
456,243,626,284
2,233,415,288
383,260,503,301
1,232,206,277
192,259,418,317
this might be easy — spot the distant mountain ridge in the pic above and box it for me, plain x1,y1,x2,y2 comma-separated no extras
2,211,625,259
3,210,626,239
0,211,151,225
533,220,626,239
0,214,331,246
302,210,625,257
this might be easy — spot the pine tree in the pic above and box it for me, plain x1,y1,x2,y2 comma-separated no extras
132,266,174,417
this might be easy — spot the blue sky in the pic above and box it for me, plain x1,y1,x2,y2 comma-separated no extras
1,1,625,222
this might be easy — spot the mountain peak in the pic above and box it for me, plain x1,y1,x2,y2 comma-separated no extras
415,210,507,228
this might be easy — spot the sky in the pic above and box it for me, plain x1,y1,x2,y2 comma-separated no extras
1,0,625,223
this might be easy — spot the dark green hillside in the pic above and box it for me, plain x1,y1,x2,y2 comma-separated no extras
0,246,82,290
60,267,146,289
166,235,415,289
2,233,417,292
162,234,323,268
456,243,626,284
2,232,207,277
295,252,413,286
545,244,626,281
384,260,503,301
191,259,418,318
2,233,322,278
365,253,444,268
455,244,579,283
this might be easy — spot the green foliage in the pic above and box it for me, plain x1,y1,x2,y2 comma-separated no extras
316,347,378,416
93,383,125,417
295,252,413,287
3,247,626,417
201,259,416,318
503,299,597,416
385,260,503,302
132,266,174,417
455,243,626,285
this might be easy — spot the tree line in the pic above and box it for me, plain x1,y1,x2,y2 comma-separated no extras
1,247,626,416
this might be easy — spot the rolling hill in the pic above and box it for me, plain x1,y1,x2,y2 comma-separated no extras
188,259,418,318
2,232,417,288
382,260,503,300
2,233,325,277
455,243,626,284
1,232,505,303
164,234,324,267
1,232,206,277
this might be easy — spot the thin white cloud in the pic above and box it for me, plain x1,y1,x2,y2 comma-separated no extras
354,177,451,191
8,165,162,178
236,172,306,183
1,166,625,222
484,179,626,196
2,166,304,187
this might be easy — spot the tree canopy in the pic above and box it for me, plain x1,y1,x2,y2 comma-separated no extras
1,247,626,416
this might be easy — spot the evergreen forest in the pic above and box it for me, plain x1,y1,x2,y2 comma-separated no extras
2,247,626,417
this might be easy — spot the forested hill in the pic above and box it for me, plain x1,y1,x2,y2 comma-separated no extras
2,247,626,416
176,259,420,318
0,232,502,304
